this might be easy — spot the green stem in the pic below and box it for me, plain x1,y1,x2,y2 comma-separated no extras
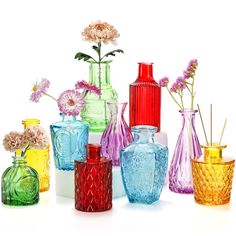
22,144,30,157
167,87,183,110
43,92,58,102
191,76,195,110
180,91,184,110
98,42,102,99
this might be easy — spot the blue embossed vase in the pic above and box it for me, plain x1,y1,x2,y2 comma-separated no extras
120,125,168,204
50,114,89,170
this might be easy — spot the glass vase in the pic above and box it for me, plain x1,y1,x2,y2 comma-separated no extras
192,144,235,205
169,109,202,194
120,125,168,204
1,156,39,206
129,63,161,131
80,61,118,132
101,101,133,166
75,144,112,212
21,119,50,192
50,114,89,170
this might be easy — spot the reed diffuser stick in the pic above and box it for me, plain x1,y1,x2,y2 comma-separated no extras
210,104,212,146
197,104,209,145
219,118,227,145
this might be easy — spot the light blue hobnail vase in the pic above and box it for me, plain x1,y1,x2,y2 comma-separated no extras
120,125,168,204
50,114,89,170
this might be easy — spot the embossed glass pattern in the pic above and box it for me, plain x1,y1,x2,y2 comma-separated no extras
50,114,89,170
1,156,39,206
120,125,168,204
192,144,235,205
75,144,112,212
80,61,118,132
169,110,202,194
101,101,133,166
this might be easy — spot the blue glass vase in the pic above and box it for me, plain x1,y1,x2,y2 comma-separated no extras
50,114,89,170
120,125,168,204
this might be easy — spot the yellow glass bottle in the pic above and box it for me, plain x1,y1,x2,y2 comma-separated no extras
192,144,235,205
22,119,50,192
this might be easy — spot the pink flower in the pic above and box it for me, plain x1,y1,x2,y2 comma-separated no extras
158,77,169,87
57,90,84,116
30,78,50,103
75,80,101,96
183,59,198,79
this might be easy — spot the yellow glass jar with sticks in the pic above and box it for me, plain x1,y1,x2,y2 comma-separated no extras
192,105,235,205
22,119,50,192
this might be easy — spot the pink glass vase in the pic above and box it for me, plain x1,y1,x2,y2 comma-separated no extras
101,101,133,166
169,109,202,194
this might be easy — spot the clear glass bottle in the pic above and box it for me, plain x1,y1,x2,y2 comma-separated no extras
22,119,50,192
80,61,118,132
1,156,39,206
50,114,89,170
101,101,133,166
75,144,112,212
192,144,235,205
129,63,161,130
120,125,168,204
169,109,202,194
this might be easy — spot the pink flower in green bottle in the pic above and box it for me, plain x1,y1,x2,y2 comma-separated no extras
75,80,101,96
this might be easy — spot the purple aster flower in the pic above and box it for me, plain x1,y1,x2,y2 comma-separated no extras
30,78,50,103
57,90,84,116
158,77,169,87
75,80,101,96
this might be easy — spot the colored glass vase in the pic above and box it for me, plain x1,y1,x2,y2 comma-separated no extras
75,144,112,212
50,114,89,170
120,125,168,204
129,63,161,131
80,61,118,132
101,101,133,166
192,144,235,205
1,156,39,206
21,119,50,192
169,109,202,194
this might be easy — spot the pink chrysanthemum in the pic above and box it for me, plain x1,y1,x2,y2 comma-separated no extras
75,80,101,96
158,77,169,87
30,78,50,103
57,90,84,116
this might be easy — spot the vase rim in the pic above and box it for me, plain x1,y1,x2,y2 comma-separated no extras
132,125,157,133
179,109,198,113
88,60,112,64
201,143,227,149
138,62,153,65
107,101,128,105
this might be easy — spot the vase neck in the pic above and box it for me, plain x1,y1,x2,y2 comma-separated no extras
180,110,197,127
108,102,127,122
136,63,155,82
22,119,40,129
202,144,226,163
60,113,77,122
12,156,27,167
86,144,101,163
89,62,111,88
132,125,156,144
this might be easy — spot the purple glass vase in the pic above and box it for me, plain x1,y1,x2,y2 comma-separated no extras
101,101,133,166
169,109,202,194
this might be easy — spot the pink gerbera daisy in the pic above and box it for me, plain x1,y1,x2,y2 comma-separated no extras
30,78,50,103
57,90,84,116
75,80,101,96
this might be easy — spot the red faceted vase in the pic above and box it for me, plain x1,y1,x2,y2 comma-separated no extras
74,144,112,212
129,63,161,131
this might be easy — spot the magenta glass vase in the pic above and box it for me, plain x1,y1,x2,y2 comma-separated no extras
101,101,133,166
169,109,202,194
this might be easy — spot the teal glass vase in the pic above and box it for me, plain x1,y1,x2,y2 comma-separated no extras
80,61,118,132
1,156,39,206
50,114,89,170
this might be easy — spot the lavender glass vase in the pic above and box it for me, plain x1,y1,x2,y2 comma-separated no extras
169,109,202,194
101,101,133,166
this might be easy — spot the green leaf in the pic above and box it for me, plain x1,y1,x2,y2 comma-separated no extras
102,49,124,59
92,45,100,54
74,52,95,62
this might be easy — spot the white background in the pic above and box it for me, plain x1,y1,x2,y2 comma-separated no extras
0,0,236,235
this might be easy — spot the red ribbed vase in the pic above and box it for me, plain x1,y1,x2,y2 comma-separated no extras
129,63,161,131
74,144,112,212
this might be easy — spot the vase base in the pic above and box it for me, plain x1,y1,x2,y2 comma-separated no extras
169,185,193,194
2,199,39,206
194,197,230,206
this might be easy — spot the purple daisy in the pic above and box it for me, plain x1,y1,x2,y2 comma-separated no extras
75,80,101,96
30,78,50,103
57,89,84,116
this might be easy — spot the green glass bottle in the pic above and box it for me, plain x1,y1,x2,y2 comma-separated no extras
1,156,39,206
80,61,118,132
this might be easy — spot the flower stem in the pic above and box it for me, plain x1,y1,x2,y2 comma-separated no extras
180,91,184,110
167,87,183,110
43,92,58,102
98,42,102,99
191,76,195,110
